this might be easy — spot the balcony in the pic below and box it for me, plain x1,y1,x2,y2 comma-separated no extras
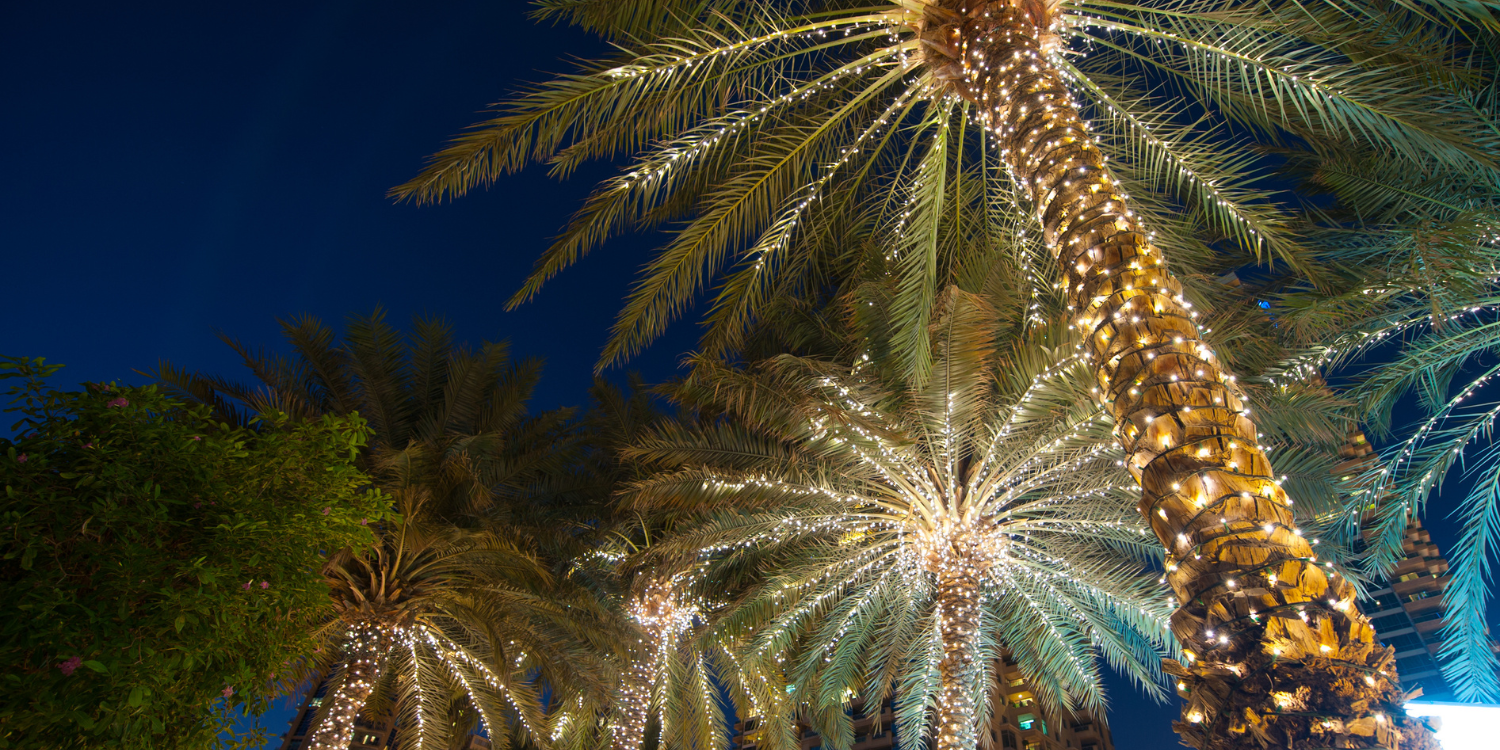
1070,722,1101,740
1392,577,1432,597
1016,714,1048,736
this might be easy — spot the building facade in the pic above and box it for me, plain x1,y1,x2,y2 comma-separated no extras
1338,430,1500,701
988,655,1113,750
731,657,1113,750
1355,516,1457,700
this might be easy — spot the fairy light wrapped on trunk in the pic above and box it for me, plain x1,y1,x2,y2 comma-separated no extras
923,525,1004,750
613,578,701,750
305,622,395,750
919,2,1437,748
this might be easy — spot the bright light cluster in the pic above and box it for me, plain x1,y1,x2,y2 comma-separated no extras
612,577,703,750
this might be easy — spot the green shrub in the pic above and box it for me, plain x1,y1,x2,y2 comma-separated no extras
0,357,388,748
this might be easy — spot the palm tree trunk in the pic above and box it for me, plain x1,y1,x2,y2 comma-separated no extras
306,622,393,750
922,3,1437,748
934,562,983,750
613,639,661,750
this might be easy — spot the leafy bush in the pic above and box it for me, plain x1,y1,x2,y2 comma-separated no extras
0,357,387,749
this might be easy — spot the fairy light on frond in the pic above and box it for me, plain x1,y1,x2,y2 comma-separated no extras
432,641,495,740
748,80,921,263
404,634,426,750
618,41,905,193
1058,60,1274,250
1269,297,1500,388
602,15,899,82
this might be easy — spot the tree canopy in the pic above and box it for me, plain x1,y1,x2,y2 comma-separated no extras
0,356,385,749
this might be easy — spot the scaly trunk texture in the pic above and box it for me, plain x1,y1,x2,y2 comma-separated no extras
613,639,661,750
921,2,1438,748
933,560,983,750
307,622,394,750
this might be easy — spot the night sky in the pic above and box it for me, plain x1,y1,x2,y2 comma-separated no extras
3,0,697,414
1,3,1486,749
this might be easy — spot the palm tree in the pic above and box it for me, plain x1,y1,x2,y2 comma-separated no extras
550,379,727,750
616,287,1175,750
394,2,1494,744
155,313,612,750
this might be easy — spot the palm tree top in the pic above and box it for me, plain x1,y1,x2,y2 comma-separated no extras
394,0,1495,369
626,289,1174,720
153,312,614,750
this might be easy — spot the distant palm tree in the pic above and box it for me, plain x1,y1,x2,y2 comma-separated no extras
619,287,1175,750
552,379,729,750
597,550,706,750
395,2,1493,745
156,313,611,750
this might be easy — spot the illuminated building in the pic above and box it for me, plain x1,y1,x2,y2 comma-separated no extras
1357,516,1458,700
988,655,1114,750
731,657,1113,750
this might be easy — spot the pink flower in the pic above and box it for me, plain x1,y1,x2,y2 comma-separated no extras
107,398,128,408
260,581,270,589
58,656,81,676
321,507,331,515
222,686,233,698
16,454,26,463
82,443,93,449
360,518,369,525
190,435,201,441
242,581,252,590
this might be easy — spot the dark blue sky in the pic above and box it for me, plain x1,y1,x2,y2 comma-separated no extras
5,3,1488,749
2,0,697,414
